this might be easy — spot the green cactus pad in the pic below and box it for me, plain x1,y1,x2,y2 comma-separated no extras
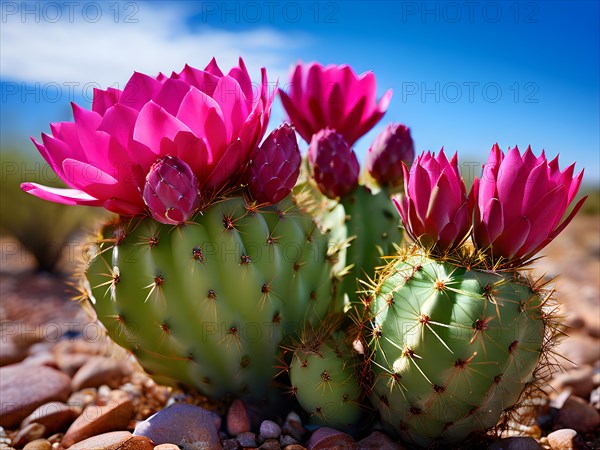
339,186,403,305
84,196,335,401
289,329,362,428
364,250,550,447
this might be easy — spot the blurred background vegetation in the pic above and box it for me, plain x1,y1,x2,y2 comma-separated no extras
0,148,107,275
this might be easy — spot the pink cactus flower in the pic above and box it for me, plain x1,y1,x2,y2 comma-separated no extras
394,149,472,252
308,128,360,199
21,58,275,216
366,123,415,187
247,124,301,205
279,61,392,146
142,156,200,225
472,144,586,263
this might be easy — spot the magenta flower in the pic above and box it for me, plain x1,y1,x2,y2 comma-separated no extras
247,124,301,205
278,62,392,146
472,144,586,263
394,149,472,252
366,123,415,187
21,58,275,215
308,128,359,199
143,156,200,225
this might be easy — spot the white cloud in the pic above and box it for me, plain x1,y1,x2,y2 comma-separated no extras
0,2,306,87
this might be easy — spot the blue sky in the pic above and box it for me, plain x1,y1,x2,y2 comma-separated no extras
1,0,599,185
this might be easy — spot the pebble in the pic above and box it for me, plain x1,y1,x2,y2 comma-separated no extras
306,428,356,450
237,431,257,448
154,445,181,450
282,413,305,443
133,403,221,449
67,388,97,414
226,399,250,437
557,394,600,433
71,356,132,391
547,428,588,450
486,437,542,450
555,333,600,367
61,395,135,448
357,431,405,450
280,435,298,446
283,446,306,450
66,431,132,449
0,339,29,367
0,364,71,428
260,420,282,441
12,423,46,448
21,401,78,435
22,439,52,450
221,438,240,450
259,439,281,450
551,366,595,398
590,386,600,409
55,353,92,377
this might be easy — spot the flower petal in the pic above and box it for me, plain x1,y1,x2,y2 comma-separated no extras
20,182,102,206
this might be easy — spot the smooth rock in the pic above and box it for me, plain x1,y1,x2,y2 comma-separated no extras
0,364,71,427
61,395,134,448
226,399,250,437
55,353,91,377
68,432,155,450
280,435,298,446
551,366,595,398
558,394,600,433
486,437,542,450
23,439,52,450
237,431,257,448
547,428,588,450
0,339,29,366
71,356,132,391
12,423,45,448
260,420,282,440
133,403,221,449
154,445,181,450
556,334,600,367
282,413,305,443
590,386,600,409
21,401,78,435
283,446,306,450
259,439,281,450
357,431,404,450
307,428,356,450
67,388,97,414
67,431,132,449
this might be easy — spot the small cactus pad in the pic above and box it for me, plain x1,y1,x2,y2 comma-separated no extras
84,196,335,400
364,250,549,447
289,330,362,428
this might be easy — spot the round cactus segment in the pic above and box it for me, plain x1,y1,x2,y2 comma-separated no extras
85,195,335,400
289,331,362,428
365,250,549,447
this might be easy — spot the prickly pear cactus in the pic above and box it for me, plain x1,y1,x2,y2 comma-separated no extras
364,249,553,447
338,186,402,305
288,326,362,428
84,196,335,401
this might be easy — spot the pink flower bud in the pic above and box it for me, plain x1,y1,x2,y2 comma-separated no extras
308,128,359,199
142,156,199,225
247,124,301,205
366,123,415,186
